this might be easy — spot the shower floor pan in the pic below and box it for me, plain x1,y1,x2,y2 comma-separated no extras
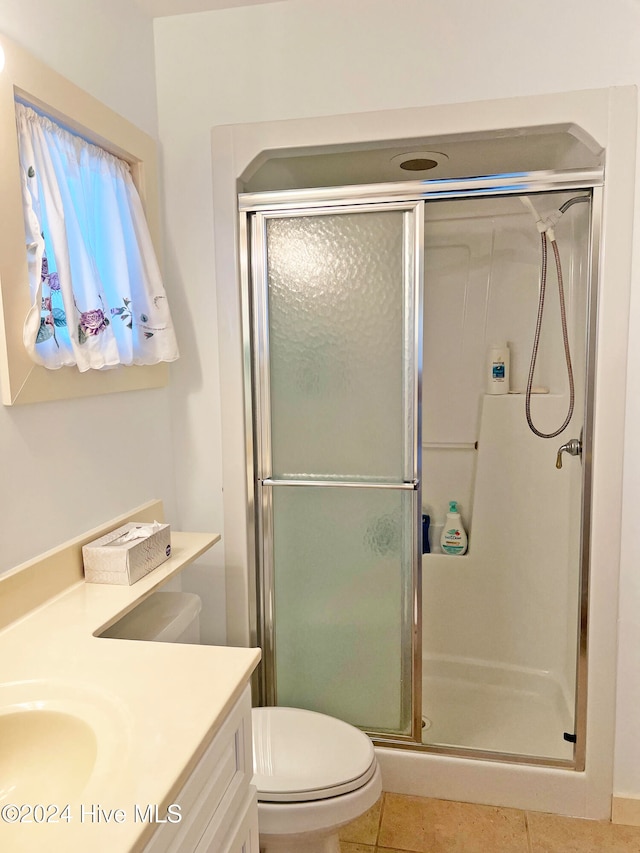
421,657,574,761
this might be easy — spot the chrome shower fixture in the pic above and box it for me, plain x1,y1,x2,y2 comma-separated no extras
520,195,589,439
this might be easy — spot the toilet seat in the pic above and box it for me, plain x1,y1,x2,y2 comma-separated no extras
252,706,376,803
256,764,382,840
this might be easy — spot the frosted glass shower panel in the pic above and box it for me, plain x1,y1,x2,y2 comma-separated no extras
264,210,413,480
272,485,413,735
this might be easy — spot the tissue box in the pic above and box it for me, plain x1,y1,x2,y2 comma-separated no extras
83,522,171,585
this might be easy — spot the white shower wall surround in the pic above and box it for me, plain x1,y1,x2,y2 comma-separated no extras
422,196,589,533
423,396,580,755
421,195,588,761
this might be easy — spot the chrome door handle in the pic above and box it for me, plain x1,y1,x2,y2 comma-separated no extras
556,438,582,469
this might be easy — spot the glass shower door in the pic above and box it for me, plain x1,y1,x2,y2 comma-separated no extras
251,204,422,739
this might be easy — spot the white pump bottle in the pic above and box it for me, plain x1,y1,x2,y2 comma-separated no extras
440,501,468,556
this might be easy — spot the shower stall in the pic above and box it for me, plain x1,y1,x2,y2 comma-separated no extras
239,168,599,770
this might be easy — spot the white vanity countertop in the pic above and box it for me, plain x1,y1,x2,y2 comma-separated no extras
0,531,261,853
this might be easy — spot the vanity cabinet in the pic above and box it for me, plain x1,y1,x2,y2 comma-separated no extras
0,507,261,853
143,685,259,853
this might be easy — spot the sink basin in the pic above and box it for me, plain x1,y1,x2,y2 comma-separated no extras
0,709,97,803
0,680,131,806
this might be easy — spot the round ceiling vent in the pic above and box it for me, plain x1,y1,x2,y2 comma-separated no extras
391,150,449,172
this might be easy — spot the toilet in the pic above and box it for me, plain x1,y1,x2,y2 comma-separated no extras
104,591,382,853
252,704,381,853
100,588,202,643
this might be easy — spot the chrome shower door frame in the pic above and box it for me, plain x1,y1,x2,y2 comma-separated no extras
239,166,603,761
248,200,424,743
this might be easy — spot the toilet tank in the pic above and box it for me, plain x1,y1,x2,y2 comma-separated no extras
101,591,202,643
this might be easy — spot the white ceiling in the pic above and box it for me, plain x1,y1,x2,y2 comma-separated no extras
134,0,284,18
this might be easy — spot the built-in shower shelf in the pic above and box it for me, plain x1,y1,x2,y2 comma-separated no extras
423,553,471,566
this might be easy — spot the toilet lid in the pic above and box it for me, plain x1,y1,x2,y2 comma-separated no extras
252,706,377,803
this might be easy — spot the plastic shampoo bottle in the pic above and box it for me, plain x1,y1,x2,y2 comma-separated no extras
487,343,510,394
440,501,468,555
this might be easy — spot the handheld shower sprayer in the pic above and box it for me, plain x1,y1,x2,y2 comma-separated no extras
521,196,563,241
520,194,588,439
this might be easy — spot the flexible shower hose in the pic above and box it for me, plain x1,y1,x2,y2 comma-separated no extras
525,231,575,438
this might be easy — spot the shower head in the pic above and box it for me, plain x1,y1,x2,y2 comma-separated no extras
521,193,589,241
520,196,562,239
520,195,542,223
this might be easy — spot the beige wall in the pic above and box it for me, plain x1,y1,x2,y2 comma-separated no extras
0,0,178,573
0,0,158,136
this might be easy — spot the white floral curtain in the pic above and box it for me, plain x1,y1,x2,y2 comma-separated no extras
16,102,179,371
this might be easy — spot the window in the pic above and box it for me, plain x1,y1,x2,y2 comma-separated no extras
0,33,173,405
16,103,178,372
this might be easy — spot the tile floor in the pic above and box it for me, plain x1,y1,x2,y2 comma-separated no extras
339,793,640,852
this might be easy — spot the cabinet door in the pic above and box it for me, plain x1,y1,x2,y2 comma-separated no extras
196,789,259,853
143,686,255,853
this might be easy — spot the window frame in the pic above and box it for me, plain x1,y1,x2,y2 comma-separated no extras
0,33,169,405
